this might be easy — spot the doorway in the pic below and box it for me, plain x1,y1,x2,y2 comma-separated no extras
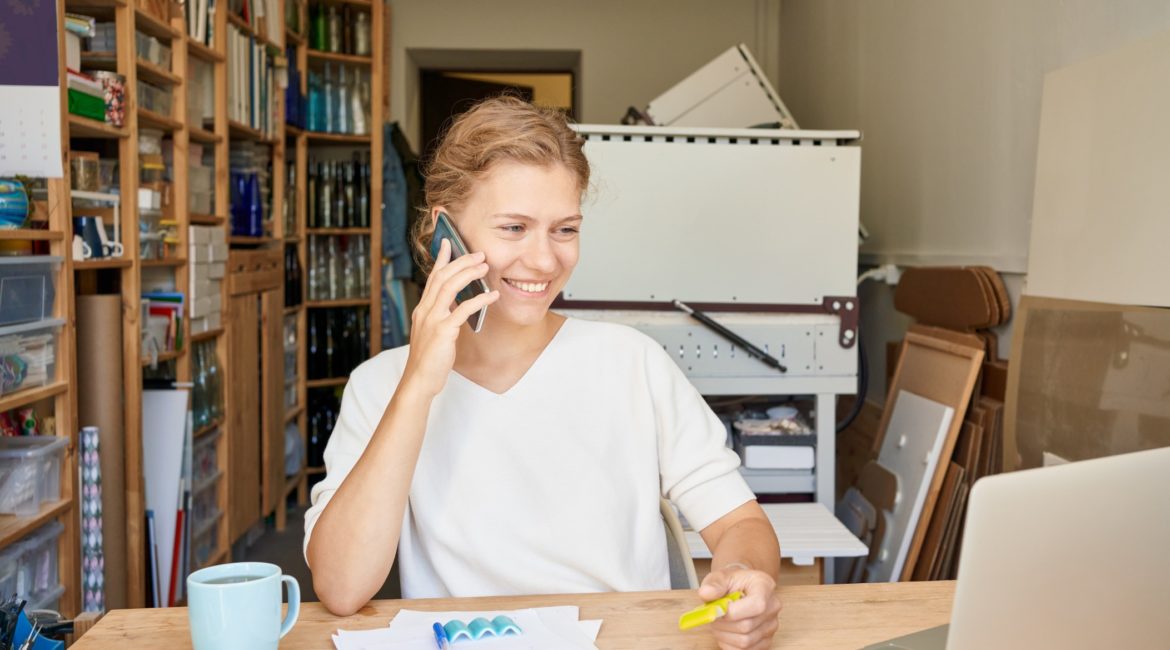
418,70,576,164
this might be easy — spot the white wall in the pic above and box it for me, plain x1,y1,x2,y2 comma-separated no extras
387,0,781,151
777,0,1170,402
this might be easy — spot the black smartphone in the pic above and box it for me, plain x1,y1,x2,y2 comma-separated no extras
429,211,490,332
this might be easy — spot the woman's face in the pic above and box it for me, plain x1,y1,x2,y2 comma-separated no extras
436,161,583,328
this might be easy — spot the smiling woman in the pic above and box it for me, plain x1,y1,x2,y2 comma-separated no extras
304,96,782,650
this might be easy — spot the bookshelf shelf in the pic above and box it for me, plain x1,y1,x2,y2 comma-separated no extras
188,127,222,144
67,114,128,138
65,0,126,9
134,7,181,40
0,228,64,241
74,258,133,270
228,120,277,143
193,420,221,439
0,381,69,413
306,49,372,66
141,257,187,267
305,130,371,144
138,59,183,86
191,328,225,343
305,298,370,308
187,37,224,62
137,107,183,132
141,349,183,366
305,227,369,235
306,377,348,388
228,235,272,245
189,212,226,225
226,12,282,49
0,500,73,550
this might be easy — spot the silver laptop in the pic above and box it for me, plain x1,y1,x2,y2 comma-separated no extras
866,446,1170,649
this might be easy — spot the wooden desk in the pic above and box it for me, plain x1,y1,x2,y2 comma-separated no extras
73,581,955,649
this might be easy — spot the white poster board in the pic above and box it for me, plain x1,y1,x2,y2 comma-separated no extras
142,389,189,606
1026,29,1170,308
867,390,954,583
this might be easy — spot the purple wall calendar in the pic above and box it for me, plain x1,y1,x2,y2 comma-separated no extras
0,0,64,177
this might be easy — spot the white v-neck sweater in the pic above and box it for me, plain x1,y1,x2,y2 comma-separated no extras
304,317,754,598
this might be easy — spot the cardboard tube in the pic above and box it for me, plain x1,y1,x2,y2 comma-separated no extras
76,295,127,610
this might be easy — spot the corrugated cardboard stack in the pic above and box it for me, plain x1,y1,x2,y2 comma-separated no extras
836,266,1012,583
189,226,226,334
890,267,1012,581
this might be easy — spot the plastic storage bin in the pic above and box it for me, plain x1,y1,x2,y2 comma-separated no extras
0,319,64,398
0,256,62,327
0,545,18,598
191,470,221,525
27,583,64,612
192,428,220,485
191,511,220,568
13,520,63,604
0,435,68,515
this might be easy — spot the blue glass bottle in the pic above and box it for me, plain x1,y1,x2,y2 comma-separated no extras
323,62,334,133
230,171,249,236
247,172,263,237
308,70,323,132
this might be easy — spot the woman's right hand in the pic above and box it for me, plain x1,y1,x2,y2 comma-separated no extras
401,238,500,398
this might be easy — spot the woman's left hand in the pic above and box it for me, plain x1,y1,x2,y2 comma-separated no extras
697,566,782,650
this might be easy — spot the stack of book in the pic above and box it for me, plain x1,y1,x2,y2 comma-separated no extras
141,292,185,358
226,25,278,137
67,71,106,122
186,0,214,46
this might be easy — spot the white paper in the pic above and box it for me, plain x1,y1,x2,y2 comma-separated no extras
0,86,64,177
333,606,600,650
142,389,190,606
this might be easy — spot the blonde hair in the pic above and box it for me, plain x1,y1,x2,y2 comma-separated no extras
411,95,590,274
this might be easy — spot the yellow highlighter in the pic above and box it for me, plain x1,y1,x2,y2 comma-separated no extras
679,591,744,631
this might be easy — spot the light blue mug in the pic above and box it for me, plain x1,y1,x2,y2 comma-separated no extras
187,562,300,650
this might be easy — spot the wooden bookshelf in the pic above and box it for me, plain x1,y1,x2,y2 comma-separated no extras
3,0,84,617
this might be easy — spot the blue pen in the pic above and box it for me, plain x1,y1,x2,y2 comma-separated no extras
433,621,451,649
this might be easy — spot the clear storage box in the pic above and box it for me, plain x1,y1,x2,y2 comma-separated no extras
191,470,221,525
0,545,18,598
0,256,62,327
191,511,220,568
12,520,63,604
0,435,68,515
27,583,64,612
0,319,64,399
192,428,220,485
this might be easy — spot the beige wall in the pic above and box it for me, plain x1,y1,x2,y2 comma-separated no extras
387,0,781,151
777,0,1170,402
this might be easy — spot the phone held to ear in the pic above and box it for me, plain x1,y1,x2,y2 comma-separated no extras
429,211,490,332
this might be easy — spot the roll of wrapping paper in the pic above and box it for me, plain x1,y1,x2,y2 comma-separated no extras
76,295,127,610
